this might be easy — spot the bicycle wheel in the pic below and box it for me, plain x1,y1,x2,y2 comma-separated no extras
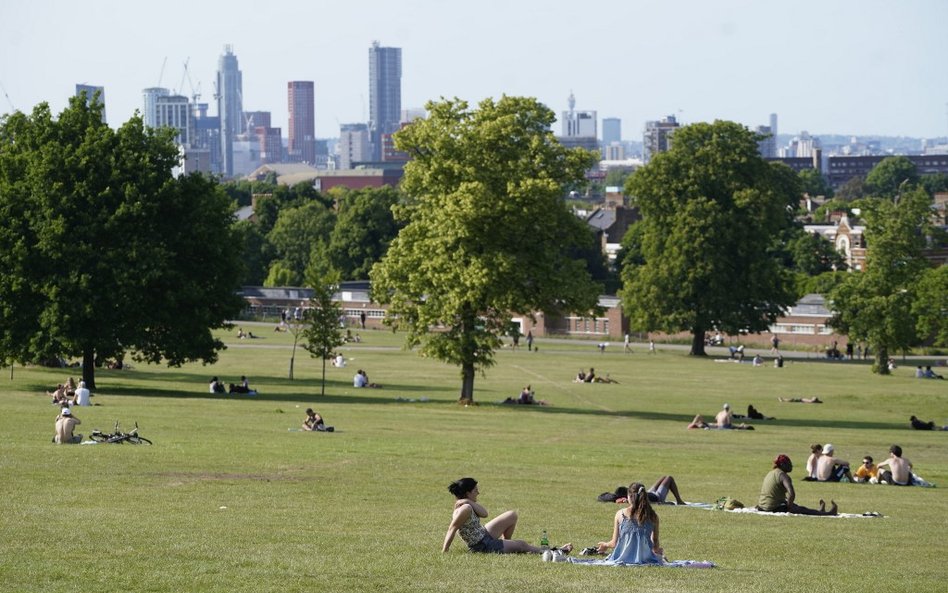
127,436,152,445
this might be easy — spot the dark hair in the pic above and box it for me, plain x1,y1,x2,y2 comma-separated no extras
890,444,902,457
448,477,478,499
810,443,822,454
626,482,658,526
305,408,313,415
863,456,873,463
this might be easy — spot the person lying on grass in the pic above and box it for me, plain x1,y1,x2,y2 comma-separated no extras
442,477,571,555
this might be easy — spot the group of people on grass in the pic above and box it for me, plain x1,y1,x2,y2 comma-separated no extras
49,377,91,445
353,369,381,388
687,403,761,430
804,442,916,486
573,367,618,383
208,376,256,395
502,385,549,406
442,476,709,566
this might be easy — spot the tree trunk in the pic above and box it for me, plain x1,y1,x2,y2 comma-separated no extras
873,345,890,375
82,348,97,390
320,357,327,396
690,329,707,356
460,361,475,401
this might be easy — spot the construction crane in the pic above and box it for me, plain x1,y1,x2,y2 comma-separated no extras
157,56,167,87
181,58,201,104
0,81,15,112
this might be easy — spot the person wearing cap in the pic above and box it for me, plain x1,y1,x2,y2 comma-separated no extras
757,455,837,515
875,445,913,486
853,456,878,483
53,407,82,444
714,403,733,428
815,444,853,482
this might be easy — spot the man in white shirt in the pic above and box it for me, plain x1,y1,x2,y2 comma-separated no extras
74,381,91,406
353,370,367,388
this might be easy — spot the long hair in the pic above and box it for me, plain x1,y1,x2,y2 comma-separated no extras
627,482,658,525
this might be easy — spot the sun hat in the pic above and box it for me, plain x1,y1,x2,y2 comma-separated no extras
723,403,730,410
822,443,834,454
61,408,72,415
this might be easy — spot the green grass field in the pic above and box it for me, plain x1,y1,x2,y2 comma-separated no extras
2,325,946,593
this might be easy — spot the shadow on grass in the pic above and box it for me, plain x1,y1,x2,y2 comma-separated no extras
23,368,914,432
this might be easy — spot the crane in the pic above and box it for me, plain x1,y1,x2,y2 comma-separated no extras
157,56,167,87
182,58,201,104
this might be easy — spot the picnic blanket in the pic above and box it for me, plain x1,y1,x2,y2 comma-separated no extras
684,502,882,518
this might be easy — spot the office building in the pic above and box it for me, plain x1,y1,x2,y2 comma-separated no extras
643,115,680,162
339,123,371,169
558,92,599,153
287,81,316,164
75,84,106,123
217,45,243,177
368,41,402,161
142,87,170,129
154,94,191,145
756,125,776,158
602,117,621,146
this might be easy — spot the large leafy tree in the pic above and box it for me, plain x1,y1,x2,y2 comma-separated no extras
865,156,919,199
325,186,401,280
620,121,799,355
912,265,948,348
0,98,244,388
829,187,934,373
265,199,335,286
370,96,601,400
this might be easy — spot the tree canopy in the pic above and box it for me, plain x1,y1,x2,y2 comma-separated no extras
619,120,799,355
0,97,244,387
370,96,601,400
828,187,933,373
865,156,919,199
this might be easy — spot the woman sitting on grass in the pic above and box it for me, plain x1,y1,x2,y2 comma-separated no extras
566,483,714,567
442,477,570,555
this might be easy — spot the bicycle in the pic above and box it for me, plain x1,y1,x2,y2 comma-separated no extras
89,421,152,445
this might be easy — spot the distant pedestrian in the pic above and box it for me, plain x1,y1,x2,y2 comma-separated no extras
360,310,366,329
648,339,656,354
526,331,534,352
624,333,631,353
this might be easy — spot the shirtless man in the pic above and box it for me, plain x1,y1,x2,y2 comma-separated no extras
715,403,733,428
302,408,334,432
54,408,82,444
876,445,913,485
815,444,853,482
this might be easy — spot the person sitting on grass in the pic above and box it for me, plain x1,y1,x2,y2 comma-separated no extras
875,445,913,486
588,482,667,563
353,370,382,388
746,404,773,420
757,454,837,516
574,369,587,382
803,443,822,481
713,403,754,430
815,444,853,482
53,407,82,444
442,477,571,555
302,408,334,432
854,456,877,483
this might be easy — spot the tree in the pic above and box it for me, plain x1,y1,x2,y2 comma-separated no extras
620,121,799,355
835,176,867,202
865,156,919,199
370,96,602,401
265,199,335,285
788,231,847,276
302,270,346,396
912,265,948,348
828,187,933,373
0,98,244,388
327,186,402,280
798,168,834,198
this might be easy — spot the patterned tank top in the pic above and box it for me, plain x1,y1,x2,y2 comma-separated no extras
457,506,487,547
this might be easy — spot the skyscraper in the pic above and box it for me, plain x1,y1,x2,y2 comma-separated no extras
75,84,106,123
216,45,243,177
368,41,402,161
558,92,599,153
142,87,170,129
643,115,680,162
287,81,316,164
602,117,621,146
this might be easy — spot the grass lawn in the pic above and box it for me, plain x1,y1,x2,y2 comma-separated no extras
1,325,946,593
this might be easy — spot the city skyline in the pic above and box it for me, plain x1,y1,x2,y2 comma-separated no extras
2,0,947,140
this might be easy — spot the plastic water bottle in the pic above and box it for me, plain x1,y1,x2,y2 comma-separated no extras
540,530,549,550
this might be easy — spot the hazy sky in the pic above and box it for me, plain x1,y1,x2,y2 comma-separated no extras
2,0,947,140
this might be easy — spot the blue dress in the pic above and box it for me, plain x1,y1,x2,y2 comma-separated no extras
568,515,715,568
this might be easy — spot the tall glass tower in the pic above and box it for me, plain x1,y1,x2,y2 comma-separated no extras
287,81,316,164
216,45,243,177
368,41,401,161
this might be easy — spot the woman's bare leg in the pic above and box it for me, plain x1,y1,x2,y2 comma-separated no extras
485,510,518,539
664,476,685,504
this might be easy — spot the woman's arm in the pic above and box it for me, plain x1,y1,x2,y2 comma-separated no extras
650,515,664,558
596,510,623,552
442,505,472,553
454,498,487,517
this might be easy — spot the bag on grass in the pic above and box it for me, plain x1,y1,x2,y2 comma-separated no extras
713,496,745,510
